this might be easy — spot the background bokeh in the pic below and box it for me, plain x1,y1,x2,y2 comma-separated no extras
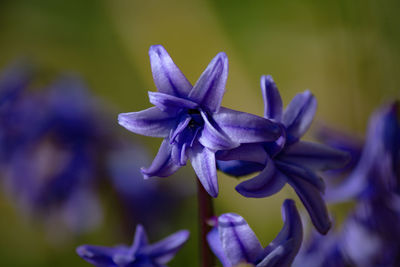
0,0,399,266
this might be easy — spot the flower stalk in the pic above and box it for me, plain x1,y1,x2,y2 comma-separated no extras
197,177,215,267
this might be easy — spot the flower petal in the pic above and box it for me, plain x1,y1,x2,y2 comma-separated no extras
188,52,228,112
282,90,317,143
259,199,303,267
130,224,149,254
189,143,219,197
216,143,268,165
148,91,198,113
149,45,192,98
216,160,264,177
218,213,263,266
261,75,283,121
212,107,283,144
235,159,286,198
286,176,331,235
199,110,239,151
76,244,127,266
141,139,181,178
207,227,232,267
279,141,351,171
118,107,176,138
143,230,190,264
275,160,325,192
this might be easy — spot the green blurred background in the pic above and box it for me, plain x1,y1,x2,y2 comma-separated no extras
0,0,399,266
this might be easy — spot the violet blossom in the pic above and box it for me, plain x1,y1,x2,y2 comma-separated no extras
77,224,190,267
217,75,349,234
207,199,302,267
118,45,282,197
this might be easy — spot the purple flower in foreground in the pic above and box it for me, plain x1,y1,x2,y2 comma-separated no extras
118,45,281,197
77,224,190,267
207,199,302,267
217,75,349,234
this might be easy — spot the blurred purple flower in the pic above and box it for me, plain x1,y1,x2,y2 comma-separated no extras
77,224,190,267
217,75,349,234
315,124,364,178
118,45,281,197
1,75,109,234
107,143,195,231
207,199,302,267
325,101,400,202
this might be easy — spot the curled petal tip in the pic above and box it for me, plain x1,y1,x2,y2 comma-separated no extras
218,213,245,226
76,245,90,257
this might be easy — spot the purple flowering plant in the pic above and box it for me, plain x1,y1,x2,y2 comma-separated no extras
2,44,398,267
217,75,349,234
294,102,400,267
207,199,302,267
77,224,190,267
118,45,282,198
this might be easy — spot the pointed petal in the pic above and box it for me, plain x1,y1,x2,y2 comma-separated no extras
148,91,198,112
144,230,190,264
286,177,331,234
282,90,317,143
275,160,325,192
118,107,176,138
189,144,219,197
149,45,192,97
279,141,351,171
259,199,303,267
130,224,149,253
199,110,239,151
217,160,265,177
256,241,293,267
76,244,125,266
218,213,263,265
207,227,232,267
141,139,181,178
236,159,286,198
212,107,283,143
261,75,283,121
188,52,228,112
170,115,191,144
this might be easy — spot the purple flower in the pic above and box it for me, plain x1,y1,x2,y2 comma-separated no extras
76,224,190,267
325,101,400,202
107,144,195,230
118,45,281,197
1,76,109,234
217,75,349,234
207,199,302,267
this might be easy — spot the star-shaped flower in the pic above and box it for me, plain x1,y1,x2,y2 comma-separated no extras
207,199,302,267
217,75,349,234
118,45,282,197
76,224,190,267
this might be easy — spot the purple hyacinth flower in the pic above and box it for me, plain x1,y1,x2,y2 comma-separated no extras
217,75,350,234
207,199,302,267
325,101,400,202
1,76,109,234
118,45,282,197
77,224,190,267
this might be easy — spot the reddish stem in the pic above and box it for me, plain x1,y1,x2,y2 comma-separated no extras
197,178,215,267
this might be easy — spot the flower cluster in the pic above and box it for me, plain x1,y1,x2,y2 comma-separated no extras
294,102,400,267
0,62,190,237
100,44,352,266
3,45,396,266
